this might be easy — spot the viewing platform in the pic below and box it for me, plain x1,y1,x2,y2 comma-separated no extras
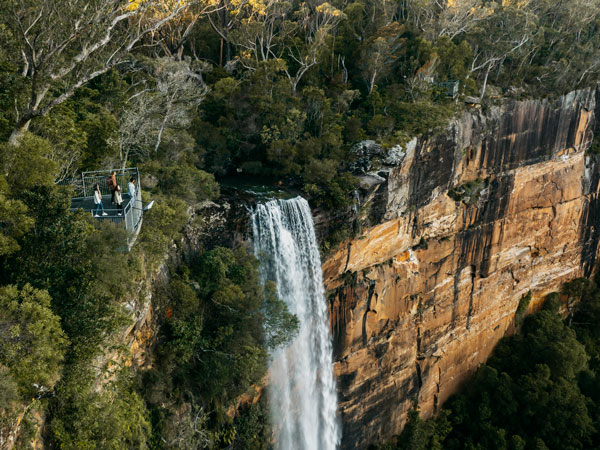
64,168,143,249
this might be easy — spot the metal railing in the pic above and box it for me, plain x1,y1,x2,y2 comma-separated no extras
66,168,143,249
436,80,460,99
80,168,140,198
57,177,85,197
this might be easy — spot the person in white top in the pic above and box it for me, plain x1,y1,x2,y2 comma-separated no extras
93,184,108,217
128,177,136,200
115,185,124,216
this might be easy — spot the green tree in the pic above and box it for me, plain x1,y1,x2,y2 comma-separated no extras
49,369,150,449
359,22,405,94
146,247,298,440
0,133,58,193
386,291,600,450
0,284,67,397
395,408,451,450
3,185,130,359
0,178,33,257
1,0,191,143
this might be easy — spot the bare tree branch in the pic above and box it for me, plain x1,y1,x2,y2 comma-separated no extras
4,0,200,144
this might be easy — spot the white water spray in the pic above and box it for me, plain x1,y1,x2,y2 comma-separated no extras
251,196,340,450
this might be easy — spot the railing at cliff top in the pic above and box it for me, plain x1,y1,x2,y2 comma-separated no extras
79,168,140,198
61,168,143,250
436,80,460,98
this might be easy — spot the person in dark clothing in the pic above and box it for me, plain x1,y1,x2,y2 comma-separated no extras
107,171,117,204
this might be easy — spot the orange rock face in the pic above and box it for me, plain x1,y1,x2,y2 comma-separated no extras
322,89,600,449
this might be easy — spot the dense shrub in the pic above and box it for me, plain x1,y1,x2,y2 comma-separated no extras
144,247,298,447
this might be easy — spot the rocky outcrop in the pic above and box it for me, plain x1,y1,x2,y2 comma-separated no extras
322,88,600,449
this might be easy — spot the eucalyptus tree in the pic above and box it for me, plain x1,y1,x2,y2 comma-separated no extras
399,0,437,30
360,22,405,94
0,284,66,450
0,284,67,398
435,0,493,40
284,2,346,92
530,0,600,90
115,57,208,167
466,3,537,99
1,0,200,144
207,0,294,70
207,0,345,93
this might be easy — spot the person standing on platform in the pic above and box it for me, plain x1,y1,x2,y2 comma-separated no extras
106,171,117,204
115,185,124,216
93,184,108,217
128,177,136,200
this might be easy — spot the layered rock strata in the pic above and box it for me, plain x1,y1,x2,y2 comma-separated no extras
322,89,600,449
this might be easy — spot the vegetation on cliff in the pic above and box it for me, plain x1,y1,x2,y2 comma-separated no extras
2,0,600,447
3,0,600,209
376,278,600,450
144,247,298,448
0,138,294,446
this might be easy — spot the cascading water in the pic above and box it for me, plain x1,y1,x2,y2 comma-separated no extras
251,196,340,450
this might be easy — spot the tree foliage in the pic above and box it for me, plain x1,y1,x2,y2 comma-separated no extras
0,284,67,397
49,368,151,450
1,0,193,142
145,247,298,447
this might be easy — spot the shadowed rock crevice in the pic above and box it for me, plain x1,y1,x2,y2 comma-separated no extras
322,88,600,450
581,156,600,277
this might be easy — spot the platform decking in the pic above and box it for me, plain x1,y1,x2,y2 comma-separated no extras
71,194,134,220
66,168,143,249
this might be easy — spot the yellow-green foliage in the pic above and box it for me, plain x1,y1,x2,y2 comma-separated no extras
0,133,58,193
514,291,532,329
136,194,189,265
50,369,150,450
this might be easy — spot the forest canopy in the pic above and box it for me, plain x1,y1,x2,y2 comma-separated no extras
2,0,600,448
3,0,600,209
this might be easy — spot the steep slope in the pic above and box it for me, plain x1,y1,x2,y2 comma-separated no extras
321,89,600,449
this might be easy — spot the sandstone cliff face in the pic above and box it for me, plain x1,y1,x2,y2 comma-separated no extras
321,89,600,449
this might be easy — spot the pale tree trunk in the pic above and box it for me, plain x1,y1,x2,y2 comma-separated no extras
9,89,47,144
2,400,35,450
219,38,224,66
154,116,168,153
368,70,377,94
154,95,175,154
479,64,492,101
8,121,30,145
120,144,130,170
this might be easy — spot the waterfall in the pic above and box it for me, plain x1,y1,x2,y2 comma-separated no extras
251,196,340,450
